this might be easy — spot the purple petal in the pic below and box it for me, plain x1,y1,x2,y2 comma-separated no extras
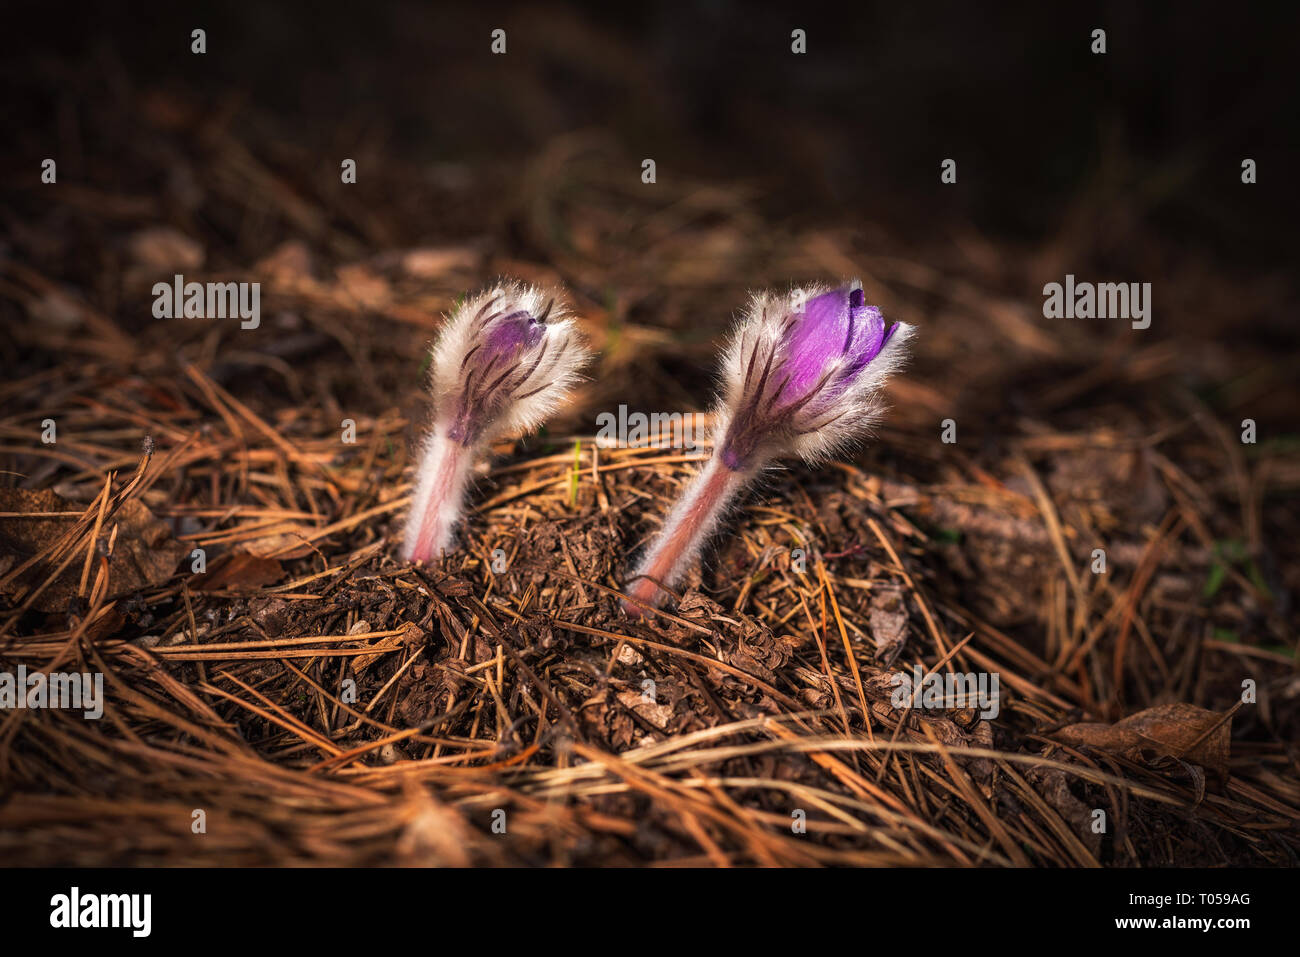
843,303,886,380
784,289,851,396
483,309,545,364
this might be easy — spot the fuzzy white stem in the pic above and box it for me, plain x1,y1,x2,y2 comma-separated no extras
622,454,756,615
403,429,475,563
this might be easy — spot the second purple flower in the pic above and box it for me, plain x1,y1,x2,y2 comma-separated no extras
624,282,914,613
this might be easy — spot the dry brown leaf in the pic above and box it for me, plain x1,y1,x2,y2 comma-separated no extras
352,621,423,674
1053,702,1232,780
868,586,909,665
191,552,284,591
0,488,187,612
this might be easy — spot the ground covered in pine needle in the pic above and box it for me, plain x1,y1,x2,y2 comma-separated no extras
2,7,1298,866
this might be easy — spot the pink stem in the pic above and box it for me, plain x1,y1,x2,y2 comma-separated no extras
402,430,474,562
622,455,753,615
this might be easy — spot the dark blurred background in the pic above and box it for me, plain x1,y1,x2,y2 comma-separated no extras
5,1,1297,259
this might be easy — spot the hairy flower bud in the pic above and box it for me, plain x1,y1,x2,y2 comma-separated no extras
715,284,912,471
624,282,913,613
403,282,590,563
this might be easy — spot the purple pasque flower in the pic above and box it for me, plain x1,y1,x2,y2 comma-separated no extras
623,281,913,615
443,295,559,445
403,282,589,562
716,283,911,471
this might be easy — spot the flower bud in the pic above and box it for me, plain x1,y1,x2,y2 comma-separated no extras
624,282,913,613
403,282,590,562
